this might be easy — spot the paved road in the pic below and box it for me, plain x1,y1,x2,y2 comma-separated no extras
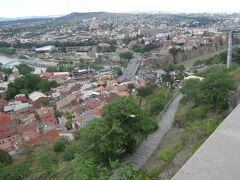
125,58,140,79
118,57,140,81
125,94,183,170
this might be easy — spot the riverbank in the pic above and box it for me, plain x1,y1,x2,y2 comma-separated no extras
0,54,18,65
0,48,15,56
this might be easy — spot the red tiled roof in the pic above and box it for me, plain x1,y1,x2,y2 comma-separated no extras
0,112,12,125
116,91,129,97
41,111,57,126
27,130,60,145
90,107,103,117
88,100,101,110
99,93,117,103
0,142,13,151
40,72,53,79
0,130,18,140
21,128,39,140
0,126,6,133
15,97,28,102
92,86,105,92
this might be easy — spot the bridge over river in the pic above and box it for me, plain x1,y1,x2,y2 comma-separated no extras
2,59,38,68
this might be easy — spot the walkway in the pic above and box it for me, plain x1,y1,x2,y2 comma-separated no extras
125,94,183,169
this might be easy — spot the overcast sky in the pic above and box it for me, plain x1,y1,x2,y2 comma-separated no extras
0,0,240,18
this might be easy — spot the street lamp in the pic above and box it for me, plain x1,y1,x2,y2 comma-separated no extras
128,114,136,118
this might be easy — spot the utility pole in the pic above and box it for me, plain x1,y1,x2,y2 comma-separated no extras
227,29,233,69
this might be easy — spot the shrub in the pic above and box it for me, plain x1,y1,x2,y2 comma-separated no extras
63,144,79,161
185,106,208,122
0,149,12,165
0,162,30,180
53,139,66,152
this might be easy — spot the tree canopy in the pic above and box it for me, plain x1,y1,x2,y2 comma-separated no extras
6,74,58,100
0,149,12,165
75,97,157,163
119,52,133,61
136,86,153,107
16,64,34,75
182,68,235,110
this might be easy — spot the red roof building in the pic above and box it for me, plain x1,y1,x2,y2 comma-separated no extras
37,107,57,126
26,130,60,145
0,112,13,128
15,96,28,102
40,72,53,79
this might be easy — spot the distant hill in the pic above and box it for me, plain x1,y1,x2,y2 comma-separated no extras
53,12,109,24
0,12,109,24
0,17,14,22
61,12,107,19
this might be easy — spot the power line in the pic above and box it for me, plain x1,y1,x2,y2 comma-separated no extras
45,115,135,180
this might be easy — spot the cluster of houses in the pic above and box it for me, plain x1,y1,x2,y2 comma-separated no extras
0,67,148,154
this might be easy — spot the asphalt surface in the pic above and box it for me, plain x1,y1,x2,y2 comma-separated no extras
118,57,140,81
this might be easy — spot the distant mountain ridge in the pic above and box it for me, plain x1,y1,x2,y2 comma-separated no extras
0,12,109,24
0,15,60,22
62,12,107,18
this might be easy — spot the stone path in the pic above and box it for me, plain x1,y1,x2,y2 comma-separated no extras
125,94,183,170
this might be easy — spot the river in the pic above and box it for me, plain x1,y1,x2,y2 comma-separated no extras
0,54,46,74
0,54,18,64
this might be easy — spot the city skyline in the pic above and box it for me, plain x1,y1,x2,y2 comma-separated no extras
0,0,240,18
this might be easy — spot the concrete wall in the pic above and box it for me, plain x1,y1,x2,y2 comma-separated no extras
172,104,240,180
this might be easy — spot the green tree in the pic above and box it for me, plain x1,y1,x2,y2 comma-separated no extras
181,79,203,105
132,44,144,53
162,65,176,91
0,162,30,180
62,143,80,161
54,108,62,119
64,112,73,130
76,97,157,163
37,152,56,175
169,47,182,64
41,98,50,106
53,139,66,152
16,64,34,75
0,149,12,165
119,52,133,62
46,67,59,72
102,97,157,157
105,44,116,53
136,86,153,107
0,47,15,55
6,74,57,100
1,68,12,75
74,158,110,179
201,69,235,110
148,88,170,114
233,48,240,64
127,83,135,97
113,162,152,180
